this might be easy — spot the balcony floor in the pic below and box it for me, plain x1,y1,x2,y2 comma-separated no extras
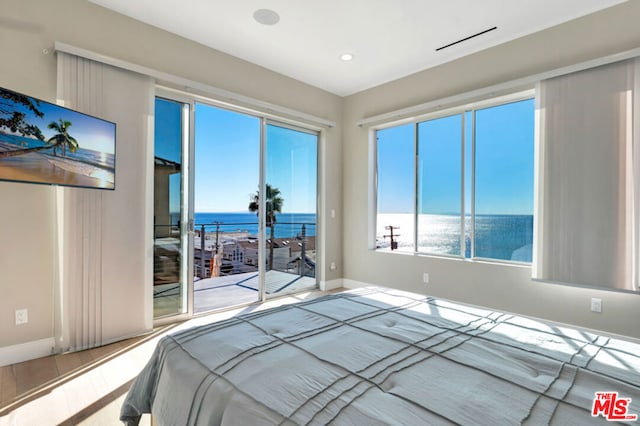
154,270,317,318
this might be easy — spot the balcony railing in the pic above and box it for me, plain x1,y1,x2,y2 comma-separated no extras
153,221,316,285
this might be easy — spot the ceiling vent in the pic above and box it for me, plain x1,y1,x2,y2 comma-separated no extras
436,26,498,51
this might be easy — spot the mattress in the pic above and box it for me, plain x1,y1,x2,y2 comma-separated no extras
121,287,640,425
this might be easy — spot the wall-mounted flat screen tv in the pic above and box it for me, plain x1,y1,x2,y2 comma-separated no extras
0,86,116,190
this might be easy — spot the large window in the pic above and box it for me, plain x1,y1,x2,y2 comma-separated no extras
375,95,535,263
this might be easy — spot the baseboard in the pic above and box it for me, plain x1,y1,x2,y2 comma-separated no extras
341,279,372,290
0,338,55,367
319,279,343,291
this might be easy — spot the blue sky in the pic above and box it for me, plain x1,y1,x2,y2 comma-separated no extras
194,104,260,213
157,96,533,218
155,99,317,214
377,123,414,213
378,98,534,215
265,124,317,214
419,114,463,215
1,89,116,154
474,99,535,215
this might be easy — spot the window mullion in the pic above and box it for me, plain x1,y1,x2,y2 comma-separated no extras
460,113,466,258
470,110,476,259
414,122,419,252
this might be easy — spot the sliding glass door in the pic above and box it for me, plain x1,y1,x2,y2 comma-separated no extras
192,103,262,312
153,97,189,318
264,122,318,297
153,96,319,319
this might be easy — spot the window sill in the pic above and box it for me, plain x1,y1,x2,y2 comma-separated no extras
373,248,532,269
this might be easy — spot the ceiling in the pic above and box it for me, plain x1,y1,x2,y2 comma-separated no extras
89,0,626,96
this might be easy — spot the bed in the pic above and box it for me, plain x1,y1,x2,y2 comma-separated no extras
120,287,640,425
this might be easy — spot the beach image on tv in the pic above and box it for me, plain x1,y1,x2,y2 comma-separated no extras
0,87,116,190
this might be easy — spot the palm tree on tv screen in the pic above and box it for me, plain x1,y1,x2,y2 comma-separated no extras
248,184,284,271
0,89,49,158
47,119,78,157
0,89,45,141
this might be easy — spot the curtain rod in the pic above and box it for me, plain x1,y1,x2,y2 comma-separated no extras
54,42,336,129
357,46,640,128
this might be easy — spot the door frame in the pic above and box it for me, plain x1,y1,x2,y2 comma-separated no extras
154,88,323,324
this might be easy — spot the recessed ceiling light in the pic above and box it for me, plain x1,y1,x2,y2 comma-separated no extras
340,53,354,62
253,9,280,26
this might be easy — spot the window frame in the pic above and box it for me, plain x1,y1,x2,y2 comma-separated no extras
372,89,535,265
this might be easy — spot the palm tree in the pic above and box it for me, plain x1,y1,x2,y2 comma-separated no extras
0,143,53,158
0,88,45,141
46,119,78,157
248,184,284,271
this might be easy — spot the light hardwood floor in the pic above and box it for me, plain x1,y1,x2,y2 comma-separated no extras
0,287,340,425
0,329,171,425
0,336,149,408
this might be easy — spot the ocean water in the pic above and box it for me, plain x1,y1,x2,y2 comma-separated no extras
178,212,317,238
377,213,533,262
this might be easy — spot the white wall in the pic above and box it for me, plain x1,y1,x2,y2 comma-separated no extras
0,0,343,354
342,1,640,339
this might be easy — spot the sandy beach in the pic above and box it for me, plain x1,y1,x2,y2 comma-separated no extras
0,141,114,189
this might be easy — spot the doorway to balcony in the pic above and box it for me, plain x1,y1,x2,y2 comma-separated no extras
153,95,319,319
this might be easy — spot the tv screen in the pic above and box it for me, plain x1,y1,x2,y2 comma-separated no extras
0,86,116,190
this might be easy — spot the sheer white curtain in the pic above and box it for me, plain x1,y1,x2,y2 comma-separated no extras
54,52,154,352
534,58,640,291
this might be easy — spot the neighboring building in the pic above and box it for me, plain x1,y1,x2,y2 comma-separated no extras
194,234,316,277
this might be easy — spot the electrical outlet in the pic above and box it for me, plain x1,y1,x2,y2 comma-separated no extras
423,272,430,284
15,308,28,325
590,298,602,313
330,262,337,271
